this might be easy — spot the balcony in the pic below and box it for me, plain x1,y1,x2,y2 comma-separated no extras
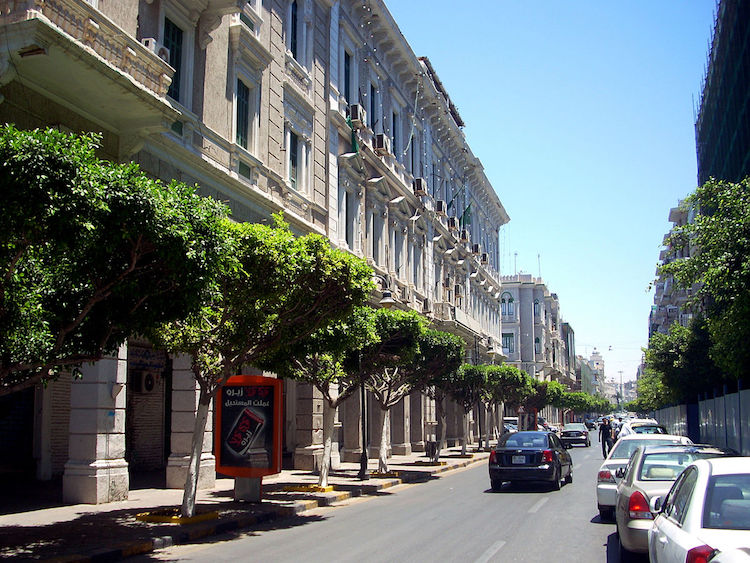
1,0,179,144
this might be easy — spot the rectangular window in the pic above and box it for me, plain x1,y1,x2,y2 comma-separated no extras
164,18,183,101
289,131,299,190
369,83,377,130
236,79,250,149
345,192,354,248
344,51,352,104
502,333,515,354
290,1,298,59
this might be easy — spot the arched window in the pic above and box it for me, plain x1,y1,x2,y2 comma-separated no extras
533,299,540,317
534,337,541,354
501,292,514,317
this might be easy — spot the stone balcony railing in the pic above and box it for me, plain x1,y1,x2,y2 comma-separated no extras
1,0,174,97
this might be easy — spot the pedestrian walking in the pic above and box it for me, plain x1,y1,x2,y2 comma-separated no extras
599,418,614,458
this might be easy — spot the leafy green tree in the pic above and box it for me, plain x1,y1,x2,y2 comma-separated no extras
645,317,720,403
525,379,565,412
359,309,426,473
629,368,671,412
151,216,373,517
255,306,376,487
420,332,466,462
447,364,488,455
485,364,533,438
0,125,230,396
660,178,750,381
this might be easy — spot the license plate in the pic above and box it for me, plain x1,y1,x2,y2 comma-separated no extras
512,455,526,464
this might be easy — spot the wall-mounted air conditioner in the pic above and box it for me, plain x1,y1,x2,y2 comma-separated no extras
141,38,170,62
481,252,489,265
460,229,470,243
454,284,463,296
435,200,447,216
413,177,427,197
471,243,481,255
130,371,157,394
423,298,433,313
374,134,391,156
349,104,366,129
447,217,459,231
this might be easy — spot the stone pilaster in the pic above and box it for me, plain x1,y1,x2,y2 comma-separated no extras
391,396,411,455
63,345,129,504
409,392,427,452
165,354,215,490
293,383,323,471
341,391,364,462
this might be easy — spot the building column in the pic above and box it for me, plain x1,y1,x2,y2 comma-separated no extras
63,344,129,504
409,392,427,452
293,383,323,471
391,396,411,455
340,392,363,462
166,354,215,490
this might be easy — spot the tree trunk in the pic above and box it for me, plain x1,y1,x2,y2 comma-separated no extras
181,389,211,518
318,401,337,488
484,403,491,450
461,411,469,455
378,407,389,473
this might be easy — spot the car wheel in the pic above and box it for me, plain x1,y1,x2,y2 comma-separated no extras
490,479,502,492
617,531,633,562
551,467,561,491
599,507,614,522
586,440,591,447
565,467,573,484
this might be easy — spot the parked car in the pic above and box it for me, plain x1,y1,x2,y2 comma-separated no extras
616,419,667,440
560,423,591,447
649,457,750,562
615,444,738,560
488,431,573,491
596,433,693,521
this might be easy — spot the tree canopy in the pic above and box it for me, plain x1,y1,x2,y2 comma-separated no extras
0,125,230,396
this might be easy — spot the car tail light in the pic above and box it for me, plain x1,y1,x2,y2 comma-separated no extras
583,430,588,436
541,450,555,463
685,544,716,563
597,469,615,483
628,490,653,519
489,450,497,464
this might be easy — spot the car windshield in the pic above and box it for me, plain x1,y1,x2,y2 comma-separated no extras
703,474,750,530
609,438,683,460
639,452,715,481
498,432,549,448
632,425,667,434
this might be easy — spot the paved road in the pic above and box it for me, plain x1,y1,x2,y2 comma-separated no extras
137,446,647,562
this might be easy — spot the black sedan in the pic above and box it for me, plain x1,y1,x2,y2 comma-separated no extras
560,423,591,447
488,431,573,491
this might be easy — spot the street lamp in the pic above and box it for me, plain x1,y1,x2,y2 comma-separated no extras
358,274,397,480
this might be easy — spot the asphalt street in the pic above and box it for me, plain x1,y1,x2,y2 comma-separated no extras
133,445,649,563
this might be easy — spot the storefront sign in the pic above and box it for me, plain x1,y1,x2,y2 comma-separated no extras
215,375,282,478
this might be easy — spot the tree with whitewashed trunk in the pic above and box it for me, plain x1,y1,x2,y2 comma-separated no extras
359,309,426,474
254,306,377,487
485,364,534,438
448,364,488,455
150,216,373,517
418,331,465,463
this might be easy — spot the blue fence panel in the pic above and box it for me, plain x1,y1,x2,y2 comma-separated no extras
700,398,715,446
725,392,741,453
741,389,750,455
716,396,727,448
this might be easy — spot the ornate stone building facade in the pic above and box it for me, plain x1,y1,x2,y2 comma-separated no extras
0,0,508,503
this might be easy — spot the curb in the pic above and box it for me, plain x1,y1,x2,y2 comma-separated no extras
42,455,487,562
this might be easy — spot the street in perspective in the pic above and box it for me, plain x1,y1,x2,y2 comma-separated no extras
1,0,750,562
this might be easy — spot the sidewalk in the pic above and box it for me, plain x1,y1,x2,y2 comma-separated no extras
0,447,490,562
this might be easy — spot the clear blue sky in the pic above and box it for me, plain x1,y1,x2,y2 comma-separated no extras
386,1,717,383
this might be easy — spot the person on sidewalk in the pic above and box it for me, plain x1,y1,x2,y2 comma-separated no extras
599,418,614,458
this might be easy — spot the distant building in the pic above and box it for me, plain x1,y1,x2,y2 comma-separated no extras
695,0,750,185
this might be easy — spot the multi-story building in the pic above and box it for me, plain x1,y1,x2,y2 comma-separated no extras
499,274,576,387
650,201,697,338
0,0,508,504
695,0,750,185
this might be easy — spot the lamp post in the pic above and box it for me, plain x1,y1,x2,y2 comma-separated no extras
358,274,396,480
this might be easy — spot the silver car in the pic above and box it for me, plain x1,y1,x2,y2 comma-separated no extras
615,444,737,560
596,433,692,521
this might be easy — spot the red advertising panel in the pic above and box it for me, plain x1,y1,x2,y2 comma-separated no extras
215,375,283,478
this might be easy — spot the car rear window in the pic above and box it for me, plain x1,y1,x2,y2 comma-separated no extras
499,432,548,448
610,438,683,460
639,452,714,481
632,425,667,434
703,474,750,530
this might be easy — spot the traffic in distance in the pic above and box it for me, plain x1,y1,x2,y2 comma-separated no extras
488,413,749,562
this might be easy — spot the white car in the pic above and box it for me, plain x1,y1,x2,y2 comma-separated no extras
596,433,693,521
649,457,750,563
616,418,666,439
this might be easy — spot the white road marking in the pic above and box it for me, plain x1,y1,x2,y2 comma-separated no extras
474,540,506,563
528,497,549,514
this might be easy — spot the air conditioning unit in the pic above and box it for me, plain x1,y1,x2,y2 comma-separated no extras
481,252,489,265
454,284,463,297
131,371,156,393
349,104,366,129
141,38,170,62
447,216,459,231
435,200,447,216
444,276,453,288
374,133,391,156
412,177,428,197
460,229,470,243
423,298,433,314
471,243,481,255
